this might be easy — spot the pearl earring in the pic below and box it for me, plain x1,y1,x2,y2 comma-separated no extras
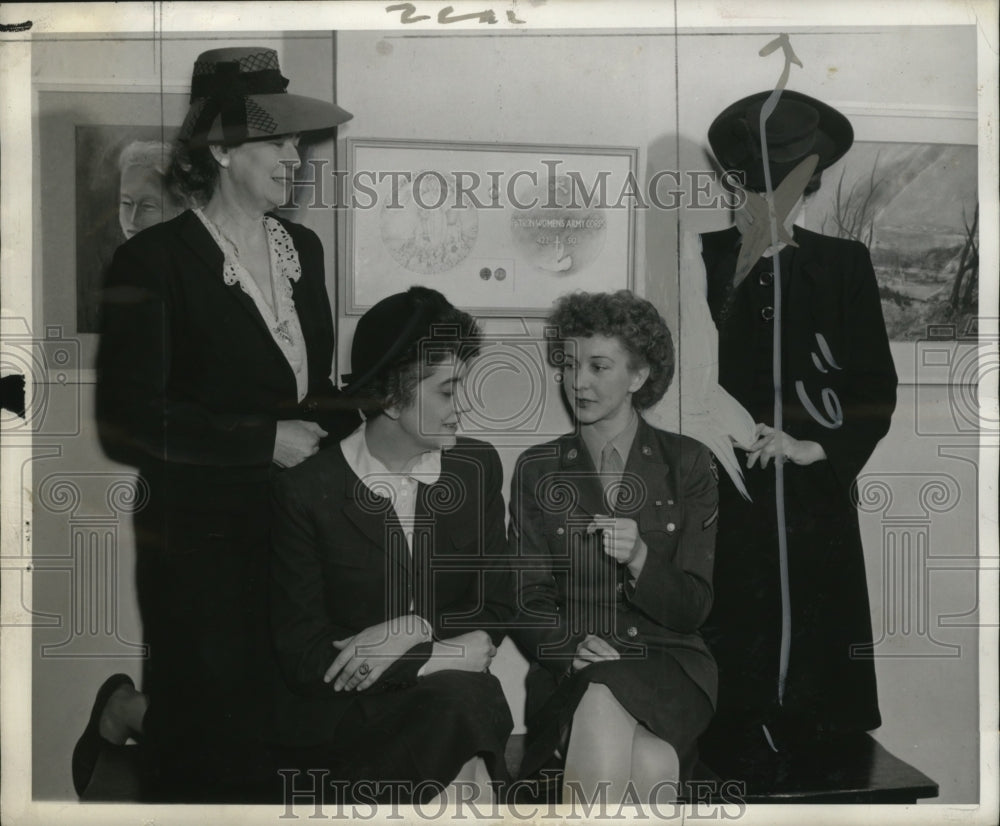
219,158,230,168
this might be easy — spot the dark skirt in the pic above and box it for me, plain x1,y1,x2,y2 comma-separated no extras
273,670,514,804
519,650,714,781
136,474,279,801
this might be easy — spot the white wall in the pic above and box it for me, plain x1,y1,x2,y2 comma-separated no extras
28,26,981,804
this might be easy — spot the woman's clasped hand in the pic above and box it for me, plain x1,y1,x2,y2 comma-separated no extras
274,420,328,468
327,616,433,691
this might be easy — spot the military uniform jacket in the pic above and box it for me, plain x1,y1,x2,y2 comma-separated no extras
508,419,719,708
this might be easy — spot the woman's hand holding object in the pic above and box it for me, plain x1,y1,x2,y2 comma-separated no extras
746,423,826,469
327,616,433,692
572,634,621,673
274,419,327,468
588,516,647,574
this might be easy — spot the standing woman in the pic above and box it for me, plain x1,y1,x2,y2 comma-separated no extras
697,91,898,765
90,47,357,801
509,291,719,803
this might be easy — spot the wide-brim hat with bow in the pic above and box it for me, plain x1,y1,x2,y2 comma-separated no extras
708,89,853,191
178,47,353,147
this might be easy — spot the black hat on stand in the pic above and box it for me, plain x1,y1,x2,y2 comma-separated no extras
708,89,853,191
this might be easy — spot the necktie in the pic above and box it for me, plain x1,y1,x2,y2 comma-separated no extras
600,443,624,511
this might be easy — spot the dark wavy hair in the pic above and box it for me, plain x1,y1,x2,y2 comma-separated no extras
546,290,674,410
358,291,483,417
166,141,219,207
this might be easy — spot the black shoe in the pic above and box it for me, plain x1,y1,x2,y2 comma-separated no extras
72,673,135,797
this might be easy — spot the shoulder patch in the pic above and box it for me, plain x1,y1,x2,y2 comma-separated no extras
702,505,719,530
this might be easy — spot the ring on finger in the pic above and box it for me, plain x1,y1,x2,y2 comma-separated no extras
358,662,371,676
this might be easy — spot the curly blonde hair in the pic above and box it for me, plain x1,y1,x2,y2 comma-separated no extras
546,290,674,410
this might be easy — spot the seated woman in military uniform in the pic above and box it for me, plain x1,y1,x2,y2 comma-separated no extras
508,290,719,804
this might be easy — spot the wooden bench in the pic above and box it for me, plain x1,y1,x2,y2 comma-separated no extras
504,733,939,805
693,733,939,804
81,732,938,804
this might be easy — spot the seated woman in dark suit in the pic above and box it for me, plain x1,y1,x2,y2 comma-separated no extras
508,290,719,804
269,286,514,804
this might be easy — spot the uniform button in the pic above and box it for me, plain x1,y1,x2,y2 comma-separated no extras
666,522,676,532
626,626,638,638
304,399,318,412
556,527,565,536
616,582,624,594
759,270,774,287
761,306,774,322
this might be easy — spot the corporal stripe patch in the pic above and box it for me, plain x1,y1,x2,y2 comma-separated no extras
702,506,719,530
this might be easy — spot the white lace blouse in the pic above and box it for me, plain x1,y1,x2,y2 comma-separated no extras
194,208,309,401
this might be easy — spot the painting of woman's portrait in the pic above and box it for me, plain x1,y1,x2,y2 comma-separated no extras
74,126,187,332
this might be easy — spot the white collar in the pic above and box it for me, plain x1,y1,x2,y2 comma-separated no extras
341,424,442,494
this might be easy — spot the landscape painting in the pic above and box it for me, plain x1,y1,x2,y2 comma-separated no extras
806,141,978,341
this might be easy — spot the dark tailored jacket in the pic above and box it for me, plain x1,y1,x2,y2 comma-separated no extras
699,225,898,735
703,225,898,499
94,210,360,766
507,419,719,709
96,209,359,502
269,436,514,747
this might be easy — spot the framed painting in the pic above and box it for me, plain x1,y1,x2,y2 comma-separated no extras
803,105,979,383
344,138,638,316
35,86,190,376
74,124,184,334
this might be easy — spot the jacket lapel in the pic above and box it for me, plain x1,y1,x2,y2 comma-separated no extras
786,228,836,370
619,418,673,522
704,226,742,316
175,211,297,387
339,464,411,577
290,274,319,386
559,433,613,519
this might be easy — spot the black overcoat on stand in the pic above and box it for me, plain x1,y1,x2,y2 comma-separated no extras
698,224,898,750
